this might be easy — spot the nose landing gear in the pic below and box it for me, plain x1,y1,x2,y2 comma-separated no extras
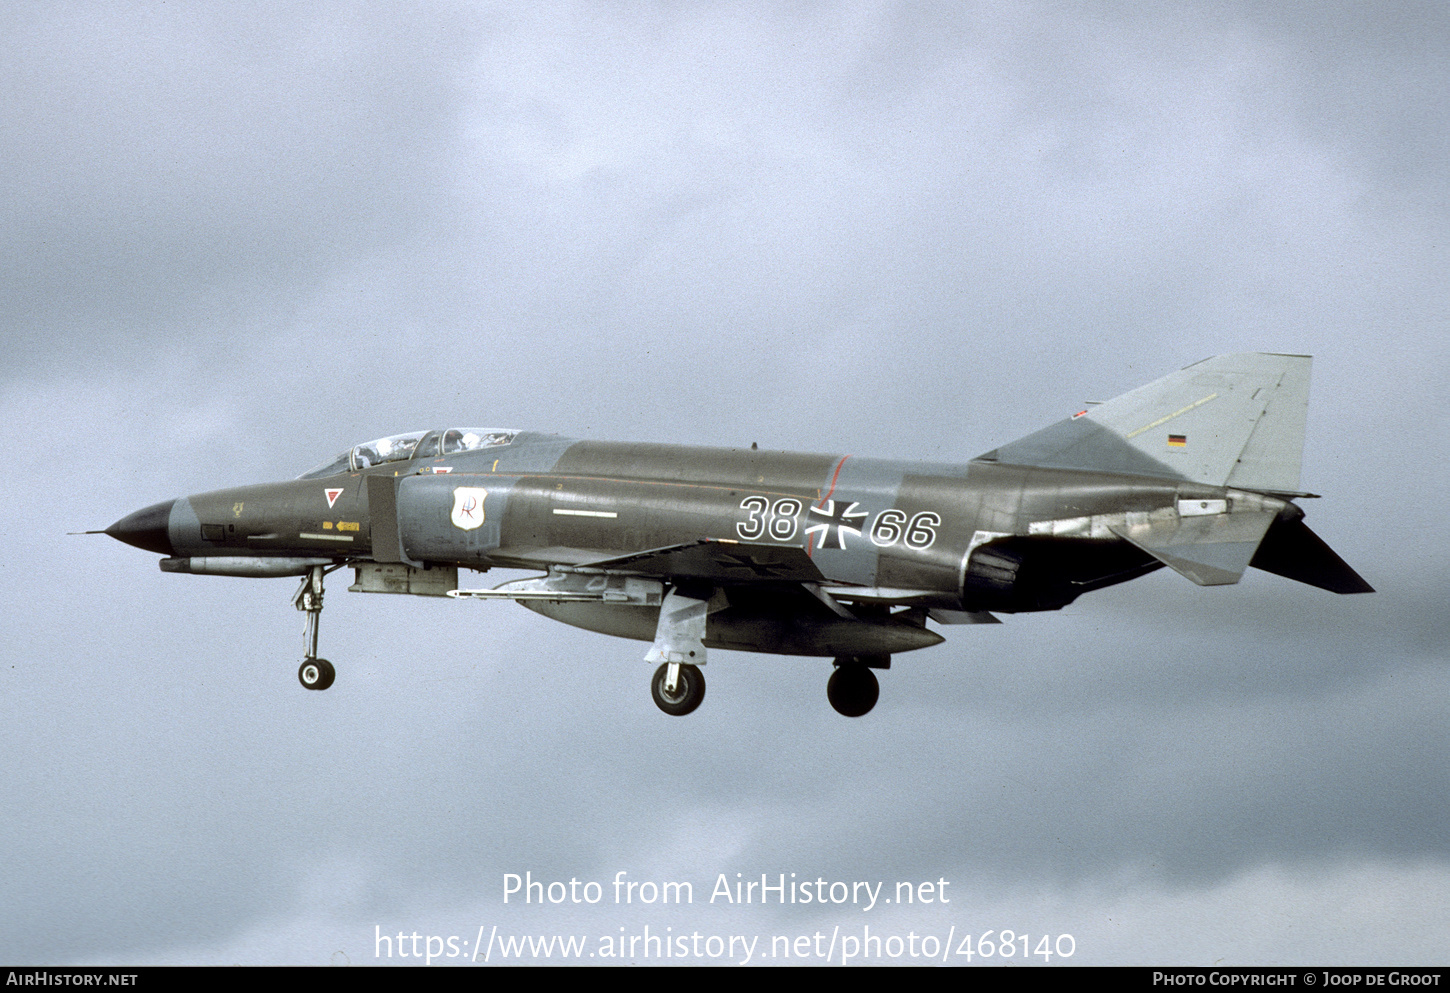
298,657,335,690
293,564,340,691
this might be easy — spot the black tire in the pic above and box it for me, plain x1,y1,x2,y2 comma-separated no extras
827,665,879,717
651,663,705,716
299,658,336,691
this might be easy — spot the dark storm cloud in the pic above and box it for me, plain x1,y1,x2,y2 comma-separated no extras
0,4,475,375
0,0,1445,965
1218,0,1450,202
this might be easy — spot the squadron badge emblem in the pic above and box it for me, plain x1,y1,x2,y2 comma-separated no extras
450,487,487,530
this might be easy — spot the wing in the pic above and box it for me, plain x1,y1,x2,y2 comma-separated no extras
576,539,824,583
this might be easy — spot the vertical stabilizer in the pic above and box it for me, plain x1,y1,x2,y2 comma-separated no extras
980,353,1313,491
1223,356,1310,493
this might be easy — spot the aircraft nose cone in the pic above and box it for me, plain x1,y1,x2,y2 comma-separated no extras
105,499,176,555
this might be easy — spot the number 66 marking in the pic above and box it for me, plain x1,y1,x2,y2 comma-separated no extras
871,510,940,549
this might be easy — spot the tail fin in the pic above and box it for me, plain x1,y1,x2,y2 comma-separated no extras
979,353,1312,492
979,353,1373,594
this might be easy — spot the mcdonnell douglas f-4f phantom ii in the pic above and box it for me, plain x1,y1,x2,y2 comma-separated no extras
102,353,1371,717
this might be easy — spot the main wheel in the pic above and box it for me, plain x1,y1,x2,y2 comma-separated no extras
651,663,705,716
827,665,878,717
299,658,336,691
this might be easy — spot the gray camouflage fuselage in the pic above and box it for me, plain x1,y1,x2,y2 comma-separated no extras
120,435,1296,656
103,354,1372,714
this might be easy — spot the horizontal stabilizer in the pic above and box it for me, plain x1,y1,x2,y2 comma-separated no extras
1249,518,1374,594
1109,511,1277,586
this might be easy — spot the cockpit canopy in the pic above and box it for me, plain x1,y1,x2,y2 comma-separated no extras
297,428,519,479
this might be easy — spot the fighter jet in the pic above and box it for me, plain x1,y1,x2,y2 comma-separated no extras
102,353,1371,717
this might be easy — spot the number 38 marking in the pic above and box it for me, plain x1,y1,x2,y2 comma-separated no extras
737,497,802,541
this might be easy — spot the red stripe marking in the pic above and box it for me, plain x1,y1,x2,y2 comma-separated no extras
822,455,850,503
806,455,852,559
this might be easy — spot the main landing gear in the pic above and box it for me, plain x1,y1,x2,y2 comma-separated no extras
827,656,887,717
651,663,705,716
638,586,889,718
293,564,340,691
646,656,888,717
646,587,709,716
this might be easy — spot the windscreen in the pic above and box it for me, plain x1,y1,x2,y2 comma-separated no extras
297,428,517,478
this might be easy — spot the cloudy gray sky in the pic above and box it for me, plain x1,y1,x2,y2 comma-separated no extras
1,1,1445,966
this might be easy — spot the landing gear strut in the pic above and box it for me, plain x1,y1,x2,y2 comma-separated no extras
645,587,709,715
293,564,338,690
827,656,884,717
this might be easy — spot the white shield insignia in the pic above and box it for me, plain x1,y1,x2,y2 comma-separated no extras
450,487,487,530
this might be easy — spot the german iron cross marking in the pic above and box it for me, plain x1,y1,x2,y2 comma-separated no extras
805,500,867,550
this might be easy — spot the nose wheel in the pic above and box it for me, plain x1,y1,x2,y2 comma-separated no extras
299,658,336,690
293,565,341,691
